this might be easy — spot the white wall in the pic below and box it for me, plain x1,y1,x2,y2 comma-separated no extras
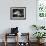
0,0,37,42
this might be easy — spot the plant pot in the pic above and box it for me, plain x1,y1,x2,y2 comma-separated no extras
37,39,40,43
37,39,45,44
40,38,45,43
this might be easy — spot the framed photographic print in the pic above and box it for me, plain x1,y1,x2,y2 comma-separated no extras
37,0,46,19
36,0,46,26
10,7,26,20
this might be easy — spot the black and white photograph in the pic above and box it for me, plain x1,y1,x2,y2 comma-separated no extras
10,7,26,20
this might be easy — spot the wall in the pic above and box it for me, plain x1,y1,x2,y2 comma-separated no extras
0,0,37,42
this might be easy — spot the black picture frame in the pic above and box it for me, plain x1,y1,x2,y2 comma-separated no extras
10,7,26,20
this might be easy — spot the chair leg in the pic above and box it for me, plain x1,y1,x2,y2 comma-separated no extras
4,41,7,46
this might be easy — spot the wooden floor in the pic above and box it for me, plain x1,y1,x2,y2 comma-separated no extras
0,42,46,46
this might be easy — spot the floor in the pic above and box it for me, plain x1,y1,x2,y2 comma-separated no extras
0,42,46,46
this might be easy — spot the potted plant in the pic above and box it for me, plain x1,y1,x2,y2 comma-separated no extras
32,24,45,30
33,32,46,43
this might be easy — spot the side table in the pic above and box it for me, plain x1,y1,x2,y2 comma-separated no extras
4,33,18,46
